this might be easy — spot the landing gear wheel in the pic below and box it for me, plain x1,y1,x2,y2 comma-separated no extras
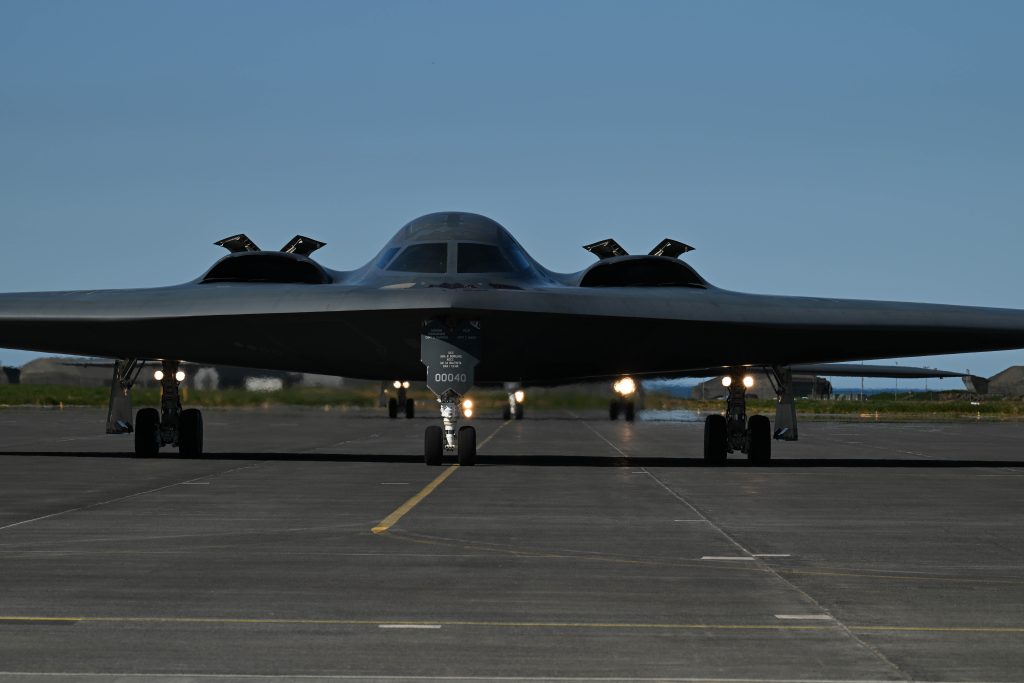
388,397,398,419
179,408,204,457
703,414,727,465
134,408,160,458
502,405,512,420
457,426,477,466
405,398,415,419
514,405,524,420
424,425,443,466
747,415,771,465
624,401,636,422
609,400,620,421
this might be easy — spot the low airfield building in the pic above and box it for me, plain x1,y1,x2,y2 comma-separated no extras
983,366,1024,397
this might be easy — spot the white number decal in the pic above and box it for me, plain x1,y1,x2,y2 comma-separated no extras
434,373,467,383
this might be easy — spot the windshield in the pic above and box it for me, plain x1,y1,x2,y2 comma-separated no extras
457,243,518,273
386,243,448,273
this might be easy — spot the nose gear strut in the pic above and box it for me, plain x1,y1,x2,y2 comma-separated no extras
133,360,204,458
421,320,480,466
703,370,771,466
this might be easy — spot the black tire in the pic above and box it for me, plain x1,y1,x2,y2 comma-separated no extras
609,400,620,421
624,401,636,422
405,398,415,419
457,426,476,466
424,425,443,466
747,415,772,465
514,404,524,420
502,404,512,420
179,408,204,457
134,408,160,457
388,397,398,419
703,414,727,465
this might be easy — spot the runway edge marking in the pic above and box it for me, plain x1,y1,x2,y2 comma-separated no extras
371,422,507,535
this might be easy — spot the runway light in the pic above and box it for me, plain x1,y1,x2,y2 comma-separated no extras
393,380,401,389
462,399,474,410
514,390,525,403
402,381,410,389
175,370,186,382
721,376,732,387
153,370,164,381
613,377,636,396
743,375,754,389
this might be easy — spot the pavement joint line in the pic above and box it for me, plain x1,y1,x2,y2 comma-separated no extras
385,528,1024,586
0,463,260,533
371,422,508,535
0,615,1022,635
0,676,1004,683
640,467,909,680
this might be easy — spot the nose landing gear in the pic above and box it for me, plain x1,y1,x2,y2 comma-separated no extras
421,319,481,467
703,372,771,465
134,360,203,458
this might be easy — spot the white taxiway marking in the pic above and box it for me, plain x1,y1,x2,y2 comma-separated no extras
380,482,409,485
701,556,755,561
775,614,834,621
674,519,705,522
378,624,442,629
753,554,791,558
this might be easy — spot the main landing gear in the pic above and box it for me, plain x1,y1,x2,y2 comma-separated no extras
503,385,525,420
609,376,637,422
703,372,771,466
388,381,415,419
134,360,204,458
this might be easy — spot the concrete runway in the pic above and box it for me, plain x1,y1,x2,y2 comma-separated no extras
0,406,1022,682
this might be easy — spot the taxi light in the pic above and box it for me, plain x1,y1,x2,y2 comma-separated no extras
393,381,401,389
743,375,754,389
514,390,525,403
175,370,186,382
721,376,732,387
153,370,164,381
613,377,636,396
463,408,474,418
462,399,474,410
402,381,410,389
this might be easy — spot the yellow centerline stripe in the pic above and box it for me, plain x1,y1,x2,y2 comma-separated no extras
371,466,459,534
371,422,508,535
0,615,1022,634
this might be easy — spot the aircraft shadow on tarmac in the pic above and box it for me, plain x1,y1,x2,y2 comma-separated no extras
0,451,1022,468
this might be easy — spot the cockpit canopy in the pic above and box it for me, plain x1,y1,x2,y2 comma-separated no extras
371,212,536,276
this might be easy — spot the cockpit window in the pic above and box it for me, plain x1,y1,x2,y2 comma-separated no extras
498,233,533,272
458,243,518,273
386,243,448,273
375,246,400,269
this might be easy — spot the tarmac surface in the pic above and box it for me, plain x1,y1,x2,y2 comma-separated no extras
0,406,1022,682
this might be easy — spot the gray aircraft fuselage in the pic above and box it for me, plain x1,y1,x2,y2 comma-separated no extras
1,212,1023,383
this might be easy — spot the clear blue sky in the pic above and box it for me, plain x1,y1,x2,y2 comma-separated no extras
2,0,1022,388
